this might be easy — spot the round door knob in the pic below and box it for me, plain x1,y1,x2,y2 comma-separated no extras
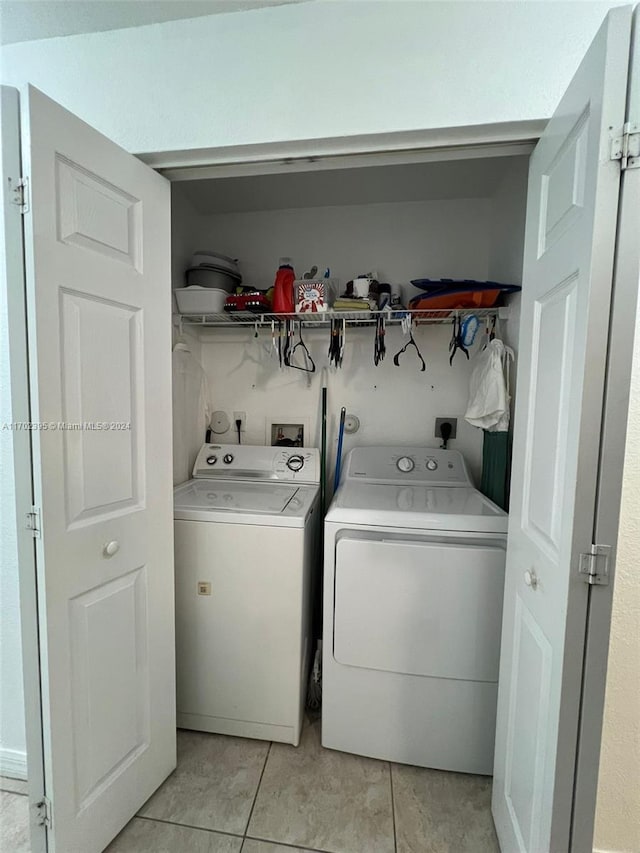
103,540,120,558
286,454,304,472
223,454,234,464
426,458,438,471
524,569,538,589
206,455,218,465
396,456,415,473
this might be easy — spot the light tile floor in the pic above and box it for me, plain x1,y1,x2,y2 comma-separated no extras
0,789,31,853
0,718,500,853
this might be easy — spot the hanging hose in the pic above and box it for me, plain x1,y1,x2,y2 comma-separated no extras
334,407,346,492
320,385,327,512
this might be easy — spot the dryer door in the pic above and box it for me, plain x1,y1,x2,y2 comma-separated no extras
333,535,505,682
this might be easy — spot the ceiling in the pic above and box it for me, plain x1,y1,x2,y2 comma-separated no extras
175,156,528,216
0,0,305,45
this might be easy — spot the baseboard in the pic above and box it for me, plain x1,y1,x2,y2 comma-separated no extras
0,747,27,780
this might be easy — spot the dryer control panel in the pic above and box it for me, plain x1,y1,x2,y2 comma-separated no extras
342,446,472,486
192,444,320,484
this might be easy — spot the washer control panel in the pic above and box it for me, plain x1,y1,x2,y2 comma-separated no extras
344,446,471,486
192,444,320,483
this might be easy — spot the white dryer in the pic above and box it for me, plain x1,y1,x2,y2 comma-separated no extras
174,443,320,746
322,446,507,775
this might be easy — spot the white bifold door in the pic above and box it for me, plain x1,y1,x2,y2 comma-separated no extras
492,6,634,853
20,86,175,852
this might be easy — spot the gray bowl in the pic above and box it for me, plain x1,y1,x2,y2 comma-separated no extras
185,266,240,293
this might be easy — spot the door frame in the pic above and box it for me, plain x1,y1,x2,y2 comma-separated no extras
1,84,47,853
6,88,631,851
138,119,543,180
570,12,640,847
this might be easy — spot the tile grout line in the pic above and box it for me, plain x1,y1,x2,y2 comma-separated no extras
136,813,244,841
244,833,340,853
243,740,273,838
389,762,398,853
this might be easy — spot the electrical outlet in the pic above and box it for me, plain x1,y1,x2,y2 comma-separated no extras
435,417,457,439
233,411,246,432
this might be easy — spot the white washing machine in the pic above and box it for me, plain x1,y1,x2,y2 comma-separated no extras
322,445,508,775
174,443,320,746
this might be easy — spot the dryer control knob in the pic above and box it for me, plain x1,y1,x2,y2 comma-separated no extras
206,455,218,465
426,458,438,471
396,456,415,473
286,454,305,472
223,454,234,464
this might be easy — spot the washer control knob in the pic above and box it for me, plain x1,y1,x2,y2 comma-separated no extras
396,456,415,473
286,454,305,472
206,455,218,465
223,454,234,464
426,458,438,471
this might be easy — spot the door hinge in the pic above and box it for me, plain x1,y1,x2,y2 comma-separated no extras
34,796,52,829
578,544,611,586
611,123,640,170
25,506,41,538
9,175,29,213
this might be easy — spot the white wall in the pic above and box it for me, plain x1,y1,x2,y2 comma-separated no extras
0,1,621,155
592,233,640,853
188,197,493,291
183,196,495,483
199,323,486,487
0,247,27,780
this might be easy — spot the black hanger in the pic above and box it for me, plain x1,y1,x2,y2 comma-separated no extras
449,316,469,365
393,329,426,372
328,318,343,368
288,321,316,373
282,318,295,367
374,315,386,366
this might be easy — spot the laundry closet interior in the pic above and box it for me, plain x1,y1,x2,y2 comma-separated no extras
169,151,528,483
165,143,528,761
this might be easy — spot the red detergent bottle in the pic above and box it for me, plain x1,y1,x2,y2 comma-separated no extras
272,258,296,314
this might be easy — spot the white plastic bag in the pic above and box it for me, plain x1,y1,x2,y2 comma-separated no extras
464,339,511,432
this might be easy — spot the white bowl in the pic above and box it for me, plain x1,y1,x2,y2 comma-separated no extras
174,286,227,314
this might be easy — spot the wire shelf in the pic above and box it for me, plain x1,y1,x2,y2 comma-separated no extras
176,306,509,330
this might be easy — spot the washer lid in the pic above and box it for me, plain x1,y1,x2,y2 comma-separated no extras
174,479,299,514
326,483,507,533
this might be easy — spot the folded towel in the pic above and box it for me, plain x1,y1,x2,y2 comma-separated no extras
333,299,373,310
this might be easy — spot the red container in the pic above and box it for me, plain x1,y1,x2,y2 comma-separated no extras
272,265,296,313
